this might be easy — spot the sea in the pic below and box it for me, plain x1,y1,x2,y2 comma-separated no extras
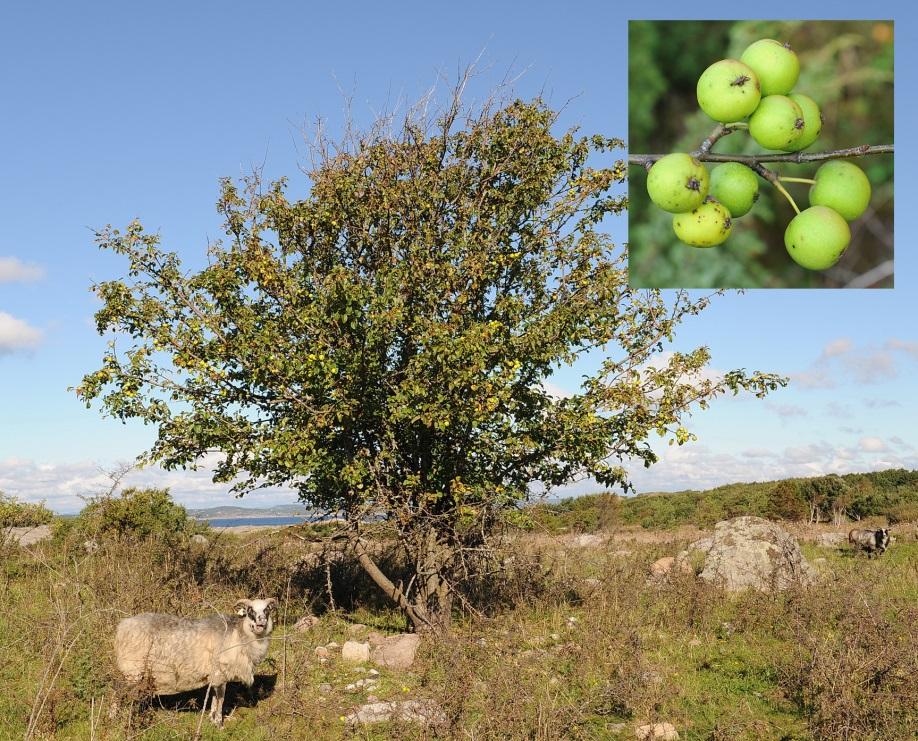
201,516,311,528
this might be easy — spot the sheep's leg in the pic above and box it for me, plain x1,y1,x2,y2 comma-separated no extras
209,683,226,727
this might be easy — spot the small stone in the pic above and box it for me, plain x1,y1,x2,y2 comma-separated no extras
314,646,330,658
367,668,379,677
189,534,209,547
549,633,560,641
318,683,333,694
325,641,340,650
366,694,379,703
347,623,368,634
635,721,679,740
342,641,371,663
293,614,320,632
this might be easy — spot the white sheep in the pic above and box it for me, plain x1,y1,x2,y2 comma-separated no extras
113,597,276,727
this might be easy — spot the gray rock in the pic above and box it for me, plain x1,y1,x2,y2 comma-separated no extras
4,525,52,546
345,699,445,726
82,539,100,554
314,646,330,659
189,533,209,547
816,532,847,547
342,640,371,663
688,516,814,592
370,633,421,670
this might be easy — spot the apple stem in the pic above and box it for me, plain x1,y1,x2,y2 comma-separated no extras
773,181,801,215
779,176,817,185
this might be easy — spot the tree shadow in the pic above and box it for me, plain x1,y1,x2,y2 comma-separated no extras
150,673,278,718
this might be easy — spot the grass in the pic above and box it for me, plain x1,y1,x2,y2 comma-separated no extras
0,521,916,739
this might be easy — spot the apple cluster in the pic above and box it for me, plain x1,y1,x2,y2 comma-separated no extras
644,38,872,271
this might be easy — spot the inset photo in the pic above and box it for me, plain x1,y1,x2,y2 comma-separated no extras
628,20,893,288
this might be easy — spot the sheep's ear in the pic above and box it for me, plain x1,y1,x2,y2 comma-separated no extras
234,599,251,616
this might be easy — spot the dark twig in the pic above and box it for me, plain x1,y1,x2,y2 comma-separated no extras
629,143,893,168
693,123,746,156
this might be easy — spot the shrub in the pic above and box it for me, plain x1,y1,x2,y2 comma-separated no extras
0,491,53,528
64,487,207,544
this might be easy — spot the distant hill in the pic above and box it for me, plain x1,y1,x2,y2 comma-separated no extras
187,503,313,520
530,468,918,531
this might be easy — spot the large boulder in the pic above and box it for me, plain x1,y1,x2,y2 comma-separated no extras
679,516,814,592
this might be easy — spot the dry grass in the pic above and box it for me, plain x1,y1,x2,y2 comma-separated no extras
0,522,915,739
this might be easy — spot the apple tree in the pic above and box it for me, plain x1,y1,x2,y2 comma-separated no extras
77,87,785,630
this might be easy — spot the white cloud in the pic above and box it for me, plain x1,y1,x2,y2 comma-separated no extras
822,338,853,358
858,436,886,452
789,369,834,390
741,447,775,459
0,312,42,354
767,402,807,419
0,457,301,513
0,257,44,283
843,351,897,383
886,338,918,359
542,380,574,399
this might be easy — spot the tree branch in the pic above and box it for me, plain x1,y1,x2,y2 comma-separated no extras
629,144,893,168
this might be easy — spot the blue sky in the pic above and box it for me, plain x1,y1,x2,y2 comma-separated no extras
0,1,912,512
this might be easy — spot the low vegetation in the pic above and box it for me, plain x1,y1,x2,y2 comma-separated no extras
53,486,209,545
0,491,53,530
531,468,918,532
0,483,916,739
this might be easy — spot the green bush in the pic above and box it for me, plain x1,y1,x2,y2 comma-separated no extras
62,487,207,544
0,491,53,528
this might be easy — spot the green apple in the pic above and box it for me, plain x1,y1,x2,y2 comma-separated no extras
748,95,803,151
740,39,800,96
673,199,733,247
784,206,851,270
809,160,872,221
787,93,822,151
646,153,709,213
709,163,759,218
696,59,762,122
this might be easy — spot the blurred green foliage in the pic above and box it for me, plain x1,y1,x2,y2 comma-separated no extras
628,20,894,288
530,468,918,531
0,491,53,528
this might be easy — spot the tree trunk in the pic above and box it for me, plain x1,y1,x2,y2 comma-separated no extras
349,531,456,633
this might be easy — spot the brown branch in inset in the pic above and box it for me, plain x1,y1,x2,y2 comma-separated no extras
629,144,893,168
693,123,748,156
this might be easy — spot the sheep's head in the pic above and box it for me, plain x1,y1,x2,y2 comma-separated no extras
234,598,277,637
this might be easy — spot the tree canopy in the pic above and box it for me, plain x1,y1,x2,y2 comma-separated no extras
77,87,784,628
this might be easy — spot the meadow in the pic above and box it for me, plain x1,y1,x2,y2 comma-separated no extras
1,493,915,740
